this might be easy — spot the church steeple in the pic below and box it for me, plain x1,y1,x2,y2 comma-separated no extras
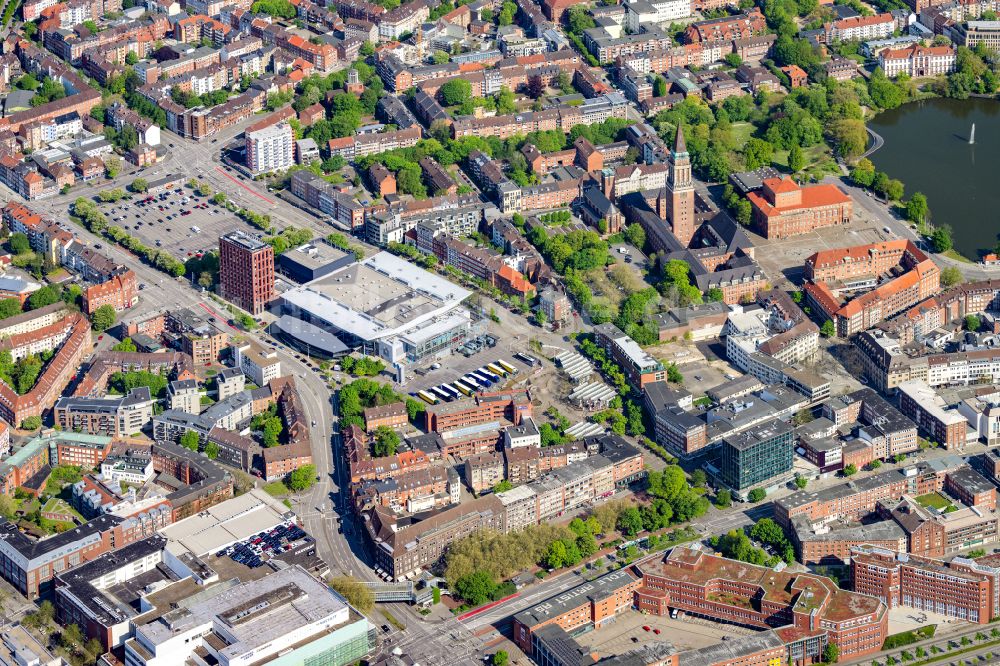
673,125,687,157
667,124,695,246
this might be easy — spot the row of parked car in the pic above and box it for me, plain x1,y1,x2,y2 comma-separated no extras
217,521,309,568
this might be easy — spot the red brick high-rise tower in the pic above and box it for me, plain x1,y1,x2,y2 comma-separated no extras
219,231,274,315
668,125,695,246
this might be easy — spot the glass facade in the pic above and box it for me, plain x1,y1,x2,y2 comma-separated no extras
720,424,794,491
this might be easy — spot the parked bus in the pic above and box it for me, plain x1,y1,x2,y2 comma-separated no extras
454,381,475,396
471,371,495,386
417,391,439,405
437,384,459,400
464,374,489,388
497,360,517,375
479,368,501,382
514,352,540,367
486,363,507,377
430,387,452,401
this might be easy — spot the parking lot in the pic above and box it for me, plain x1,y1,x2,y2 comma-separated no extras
407,343,538,395
217,520,309,569
94,188,267,263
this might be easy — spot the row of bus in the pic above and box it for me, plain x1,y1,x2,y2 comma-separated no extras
414,360,518,405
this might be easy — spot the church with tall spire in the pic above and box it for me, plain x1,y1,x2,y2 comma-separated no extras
618,122,768,306
656,126,695,247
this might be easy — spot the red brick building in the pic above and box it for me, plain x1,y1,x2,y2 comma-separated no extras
635,547,888,659
219,231,274,315
425,390,532,432
363,401,408,433
82,270,138,315
852,545,996,623
746,177,852,239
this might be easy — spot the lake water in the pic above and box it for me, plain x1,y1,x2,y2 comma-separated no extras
868,96,1000,259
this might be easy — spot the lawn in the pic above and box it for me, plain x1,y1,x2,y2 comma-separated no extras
41,497,84,521
263,481,289,497
693,396,712,407
915,492,954,511
939,249,974,264
731,122,755,150
772,144,840,180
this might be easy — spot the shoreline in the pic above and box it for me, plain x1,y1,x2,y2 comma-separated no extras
866,95,1000,262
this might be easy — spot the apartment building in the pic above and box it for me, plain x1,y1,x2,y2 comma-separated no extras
245,121,294,174
82,270,138,315
826,13,895,42
593,323,666,389
53,388,155,438
425,390,531,432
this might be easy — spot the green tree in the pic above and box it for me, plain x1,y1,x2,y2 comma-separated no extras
20,415,41,430
843,464,858,476
180,431,200,451
743,138,774,170
940,266,962,287
455,570,496,605
931,225,953,253
824,643,840,664
795,476,808,489
544,540,568,568
329,575,375,612
130,178,148,193
906,192,929,225
821,320,836,337
491,650,509,666
748,488,766,502
0,299,21,320
113,337,137,352
373,425,400,457
439,79,472,106
287,464,317,491
105,156,121,178
886,178,905,202
966,314,982,332
28,285,61,310
9,233,30,254
91,304,117,332
495,86,516,114
715,489,732,508
851,158,876,187
617,506,643,536
125,51,138,65
204,441,219,459
262,417,282,447
787,144,805,172
493,479,513,493
653,76,668,97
